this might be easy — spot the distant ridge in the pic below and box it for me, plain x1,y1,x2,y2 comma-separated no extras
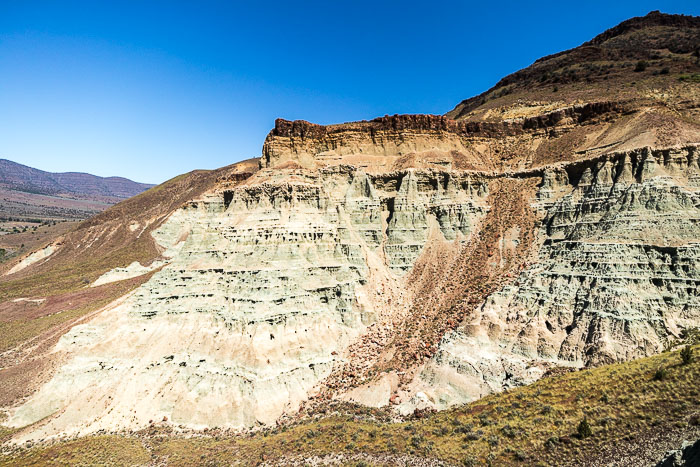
0,158,154,202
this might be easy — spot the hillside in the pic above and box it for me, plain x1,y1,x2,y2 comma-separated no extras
447,10,700,121
2,343,698,465
0,159,154,202
0,10,699,466
0,159,156,263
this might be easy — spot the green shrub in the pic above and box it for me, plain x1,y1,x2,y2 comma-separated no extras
653,368,668,381
577,417,592,439
501,424,518,439
680,345,693,365
634,60,648,72
679,74,700,83
488,435,499,447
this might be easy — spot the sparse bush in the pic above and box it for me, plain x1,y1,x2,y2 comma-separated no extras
679,73,700,83
680,345,693,365
479,414,492,426
455,422,474,434
660,67,670,75
599,416,614,426
501,424,518,439
410,434,424,448
488,434,499,447
545,436,559,449
467,429,483,441
634,60,648,72
462,456,477,467
653,367,668,381
577,417,592,439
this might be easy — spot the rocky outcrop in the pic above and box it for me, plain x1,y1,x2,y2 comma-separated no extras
656,439,700,467
407,145,700,410
4,242,59,276
9,144,700,439
7,166,490,440
262,104,622,170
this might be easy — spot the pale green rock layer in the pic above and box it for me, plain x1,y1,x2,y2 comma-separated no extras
7,145,700,438
408,145,700,412
8,167,488,440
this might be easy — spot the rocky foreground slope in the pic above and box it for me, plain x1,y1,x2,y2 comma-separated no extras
1,11,699,455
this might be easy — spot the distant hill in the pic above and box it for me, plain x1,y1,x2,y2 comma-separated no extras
0,159,154,202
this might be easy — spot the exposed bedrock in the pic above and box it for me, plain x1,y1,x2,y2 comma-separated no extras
8,144,700,438
408,145,700,411
8,167,489,439
261,104,622,170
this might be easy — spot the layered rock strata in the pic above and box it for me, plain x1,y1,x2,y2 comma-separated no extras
8,166,490,439
406,145,700,411
7,117,700,438
262,105,622,171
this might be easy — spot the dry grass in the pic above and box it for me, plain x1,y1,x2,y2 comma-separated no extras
0,274,153,354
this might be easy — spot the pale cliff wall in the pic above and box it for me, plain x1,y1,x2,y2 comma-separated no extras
10,144,700,439
406,145,700,411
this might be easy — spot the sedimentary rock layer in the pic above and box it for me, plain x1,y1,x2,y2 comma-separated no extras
8,166,491,439
261,104,622,170
407,145,700,411
10,144,700,440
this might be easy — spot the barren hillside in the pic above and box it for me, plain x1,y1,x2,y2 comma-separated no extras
1,11,699,466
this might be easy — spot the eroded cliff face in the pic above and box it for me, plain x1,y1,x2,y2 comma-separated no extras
7,115,700,440
407,145,700,411
8,166,492,439
261,106,626,172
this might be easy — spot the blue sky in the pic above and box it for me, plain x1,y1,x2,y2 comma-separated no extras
1,1,698,183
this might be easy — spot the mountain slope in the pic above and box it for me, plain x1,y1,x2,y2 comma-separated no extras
0,159,154,202
0,159,157,277
447,10,700,121
0,10,698,459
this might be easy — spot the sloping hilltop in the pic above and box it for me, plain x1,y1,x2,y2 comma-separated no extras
1,10,700,465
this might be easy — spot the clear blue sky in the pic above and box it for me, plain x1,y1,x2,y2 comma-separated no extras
1,1,698,184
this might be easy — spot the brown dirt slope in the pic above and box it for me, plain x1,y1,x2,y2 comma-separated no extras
447,11,700,121
0,158,258,298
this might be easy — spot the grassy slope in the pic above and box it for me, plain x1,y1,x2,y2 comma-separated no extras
446,12,700,120
2,345,697,466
